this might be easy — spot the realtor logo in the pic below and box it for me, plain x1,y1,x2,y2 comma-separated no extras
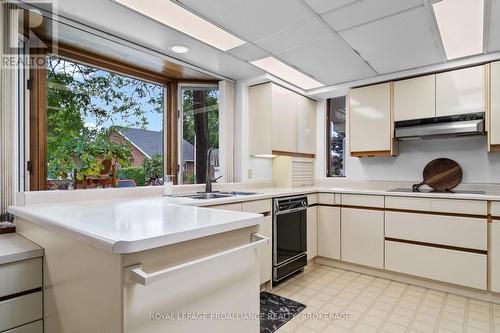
1,0,58,68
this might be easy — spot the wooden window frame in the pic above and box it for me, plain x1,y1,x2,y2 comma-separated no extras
29,43,217,190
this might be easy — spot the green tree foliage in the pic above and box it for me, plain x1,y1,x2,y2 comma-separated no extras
117,167,146,186
46,56,164,180
143,154,164,184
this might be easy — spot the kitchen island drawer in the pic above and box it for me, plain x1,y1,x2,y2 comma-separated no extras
0,257,42,298
385,212,487,250
341,194,384,208
242,199,271,214
385,196,487,216
385,241,487,290
4,320,43,333
0,291,43,331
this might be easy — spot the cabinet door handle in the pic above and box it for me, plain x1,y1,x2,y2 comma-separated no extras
124,233,270,286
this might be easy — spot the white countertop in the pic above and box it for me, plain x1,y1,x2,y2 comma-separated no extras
9,182,500,255
8,198,262,254
157,187,500,208
0,233,43,264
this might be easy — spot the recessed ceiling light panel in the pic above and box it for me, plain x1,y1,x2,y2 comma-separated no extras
433,0,484,60
114,0,245,51
171,45,189,54
251,57,324,90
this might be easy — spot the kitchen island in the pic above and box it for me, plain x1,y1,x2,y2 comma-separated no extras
8,198,266,333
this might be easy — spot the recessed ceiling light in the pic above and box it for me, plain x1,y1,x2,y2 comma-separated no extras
171,45,189,54
114,0,245,51
433,0,484,60
251,57,324,90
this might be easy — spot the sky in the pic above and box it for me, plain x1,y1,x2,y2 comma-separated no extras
49,57,164,132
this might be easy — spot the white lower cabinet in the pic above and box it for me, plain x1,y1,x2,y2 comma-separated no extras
0,291,42,332
385,212,487,250
317,206,341,260
4,320,43,333
258,215,272,284
123,228,261,333
307,206,318,260
491,220,500,293
341,208,384,269
385,241,487,290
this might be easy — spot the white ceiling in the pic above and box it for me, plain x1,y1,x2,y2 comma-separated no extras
39,0,264,81
177,0,497,88
42,0,498,92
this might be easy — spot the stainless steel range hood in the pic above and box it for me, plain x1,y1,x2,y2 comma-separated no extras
395,113,485,140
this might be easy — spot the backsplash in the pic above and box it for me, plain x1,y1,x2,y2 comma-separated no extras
347,136,500,183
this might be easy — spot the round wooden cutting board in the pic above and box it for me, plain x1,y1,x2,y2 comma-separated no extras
412,158,463,192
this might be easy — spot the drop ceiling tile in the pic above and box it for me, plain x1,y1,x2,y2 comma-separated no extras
303,0,358,14
276,35,377,85
339,6,442,74
254,17,331,54
227,43,270,61
177,0,313,42
322,0,424,31
488,0,500,52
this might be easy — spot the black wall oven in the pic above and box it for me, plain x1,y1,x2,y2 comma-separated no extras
273,195,307,283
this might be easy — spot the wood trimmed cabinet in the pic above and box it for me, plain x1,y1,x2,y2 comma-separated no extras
349,82,397,157
436,65,485,117
492,219,500,293
490,61,500,152
306,206,318,260
341,208,384,269
350,63,496,157
314,193,494,293
249,82,317,156
394,74,436,122
317,206,340,260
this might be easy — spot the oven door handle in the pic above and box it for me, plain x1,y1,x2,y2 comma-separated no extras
274,207,308,215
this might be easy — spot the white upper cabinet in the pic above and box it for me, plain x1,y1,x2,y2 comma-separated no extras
436,65,485,117
394,75,436,122
249,84,272,156
296,96,317,154
490,61,500,150
271,84,297,153
349,82,395,156
249,82,317,156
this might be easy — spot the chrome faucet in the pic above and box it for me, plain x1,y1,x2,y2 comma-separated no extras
206,148,221,193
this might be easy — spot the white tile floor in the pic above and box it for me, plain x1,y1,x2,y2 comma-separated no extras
272,264,500,333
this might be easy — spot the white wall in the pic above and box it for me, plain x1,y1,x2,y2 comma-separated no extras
347,137,500,183
317,96,500,184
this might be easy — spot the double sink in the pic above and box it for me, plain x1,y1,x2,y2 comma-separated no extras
170,191,259,200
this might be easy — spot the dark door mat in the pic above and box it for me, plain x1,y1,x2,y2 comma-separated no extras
260,291,306,333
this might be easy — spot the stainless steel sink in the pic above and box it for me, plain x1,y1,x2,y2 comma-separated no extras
169,191,258,200
219,191,259,196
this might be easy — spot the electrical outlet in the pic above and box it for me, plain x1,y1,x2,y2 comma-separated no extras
247,169,253,179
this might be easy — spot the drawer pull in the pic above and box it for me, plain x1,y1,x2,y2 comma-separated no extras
125,233,269,286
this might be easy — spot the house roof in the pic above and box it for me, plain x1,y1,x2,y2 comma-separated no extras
117,127,194,161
